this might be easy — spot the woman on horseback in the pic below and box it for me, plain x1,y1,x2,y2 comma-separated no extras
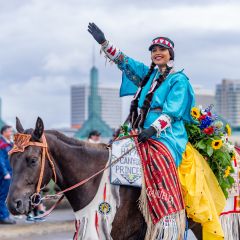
88,23,226,240
88,23,194,167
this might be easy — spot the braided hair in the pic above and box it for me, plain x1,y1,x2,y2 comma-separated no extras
140,62,156,88
138,66,171,129
128,62,156,128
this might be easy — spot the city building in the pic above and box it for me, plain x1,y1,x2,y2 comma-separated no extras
74,66,113,138
71,77,122,130
71,85,88,129
215,79,240,127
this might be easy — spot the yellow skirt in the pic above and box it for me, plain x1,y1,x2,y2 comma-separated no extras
178,143,226,239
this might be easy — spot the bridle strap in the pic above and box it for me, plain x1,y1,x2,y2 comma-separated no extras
9,133,57,195
34,135,57,194
37,144,46,193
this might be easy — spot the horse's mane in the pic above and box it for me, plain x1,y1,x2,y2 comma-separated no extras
45,130,107,149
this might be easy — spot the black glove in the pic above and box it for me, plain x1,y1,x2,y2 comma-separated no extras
88,22,106,44
138,126,156,143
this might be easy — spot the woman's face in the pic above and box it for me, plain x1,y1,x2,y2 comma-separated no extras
151,46,171,66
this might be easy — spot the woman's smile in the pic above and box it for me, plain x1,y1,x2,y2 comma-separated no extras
151,46,171,66
153,55,163,61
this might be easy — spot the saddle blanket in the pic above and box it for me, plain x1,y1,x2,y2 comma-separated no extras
110,138,142,187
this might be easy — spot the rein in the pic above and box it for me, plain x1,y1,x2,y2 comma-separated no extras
10,132,139,217
43,133,138,198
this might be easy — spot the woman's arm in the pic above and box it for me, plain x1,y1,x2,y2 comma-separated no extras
88,23,149,89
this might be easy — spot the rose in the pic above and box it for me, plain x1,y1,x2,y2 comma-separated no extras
203,126,214,135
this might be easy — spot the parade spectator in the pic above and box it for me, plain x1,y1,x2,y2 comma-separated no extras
88,130,101,143
0,125,16,224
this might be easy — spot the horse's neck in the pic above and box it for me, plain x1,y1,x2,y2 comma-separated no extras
46,133,109,211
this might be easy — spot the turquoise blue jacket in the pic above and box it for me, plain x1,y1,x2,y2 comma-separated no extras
115,54,195,166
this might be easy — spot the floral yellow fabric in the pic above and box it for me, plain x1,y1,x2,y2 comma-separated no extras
178,143,226,239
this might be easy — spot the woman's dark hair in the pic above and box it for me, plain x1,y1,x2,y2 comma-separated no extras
169,48,174,60
1,125,12,135
88,130,101,139
140,62,156,87
128,62,156,127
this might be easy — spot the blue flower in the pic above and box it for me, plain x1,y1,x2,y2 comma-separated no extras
200,116,213,129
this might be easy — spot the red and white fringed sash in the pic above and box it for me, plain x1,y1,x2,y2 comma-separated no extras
135,138,186,240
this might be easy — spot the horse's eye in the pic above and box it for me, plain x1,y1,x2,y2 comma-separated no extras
27,157,38,167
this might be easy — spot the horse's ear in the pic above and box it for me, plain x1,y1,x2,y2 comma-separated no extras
33,117,44,140
16,117,24,133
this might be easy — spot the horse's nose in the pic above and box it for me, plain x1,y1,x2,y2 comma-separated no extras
7,198,25,215
15,199,23,211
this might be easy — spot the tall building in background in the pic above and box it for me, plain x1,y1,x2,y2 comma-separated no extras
71,83,122,130
98,87,122,129
215,79,240,127
73,65,114,138
71,86,88,129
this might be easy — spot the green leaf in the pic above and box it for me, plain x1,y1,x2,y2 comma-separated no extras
196,140,206,150
207,145,214,157
228,176,235,185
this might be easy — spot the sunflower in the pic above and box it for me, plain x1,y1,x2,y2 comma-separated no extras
211,139,223,150
225,124,232,136
191,107,201,119
224,166,231,178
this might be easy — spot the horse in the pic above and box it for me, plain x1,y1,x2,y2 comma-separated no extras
7,117,202,240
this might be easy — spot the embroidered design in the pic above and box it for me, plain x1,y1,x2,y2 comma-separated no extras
111,138,142,187
148,80,158,93
98,202,111,215
121,172,141,184
158,119,168,129
114,53,125,65
151,114,172,138
152,38,174,49
123,64,142,86
101,41,121,61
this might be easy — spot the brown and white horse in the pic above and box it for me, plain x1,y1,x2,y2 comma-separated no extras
7,117,202,239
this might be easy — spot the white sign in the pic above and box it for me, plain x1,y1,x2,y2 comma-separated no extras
110,138,142,187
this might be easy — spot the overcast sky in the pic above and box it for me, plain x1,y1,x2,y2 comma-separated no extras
0,0,239,129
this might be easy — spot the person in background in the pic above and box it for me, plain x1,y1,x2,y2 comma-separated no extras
88,130,101,144
0,125,16,224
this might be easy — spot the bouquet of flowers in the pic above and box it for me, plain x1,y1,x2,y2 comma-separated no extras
185,105,235,198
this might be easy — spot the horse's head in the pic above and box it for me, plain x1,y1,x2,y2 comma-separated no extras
7,117,52,215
